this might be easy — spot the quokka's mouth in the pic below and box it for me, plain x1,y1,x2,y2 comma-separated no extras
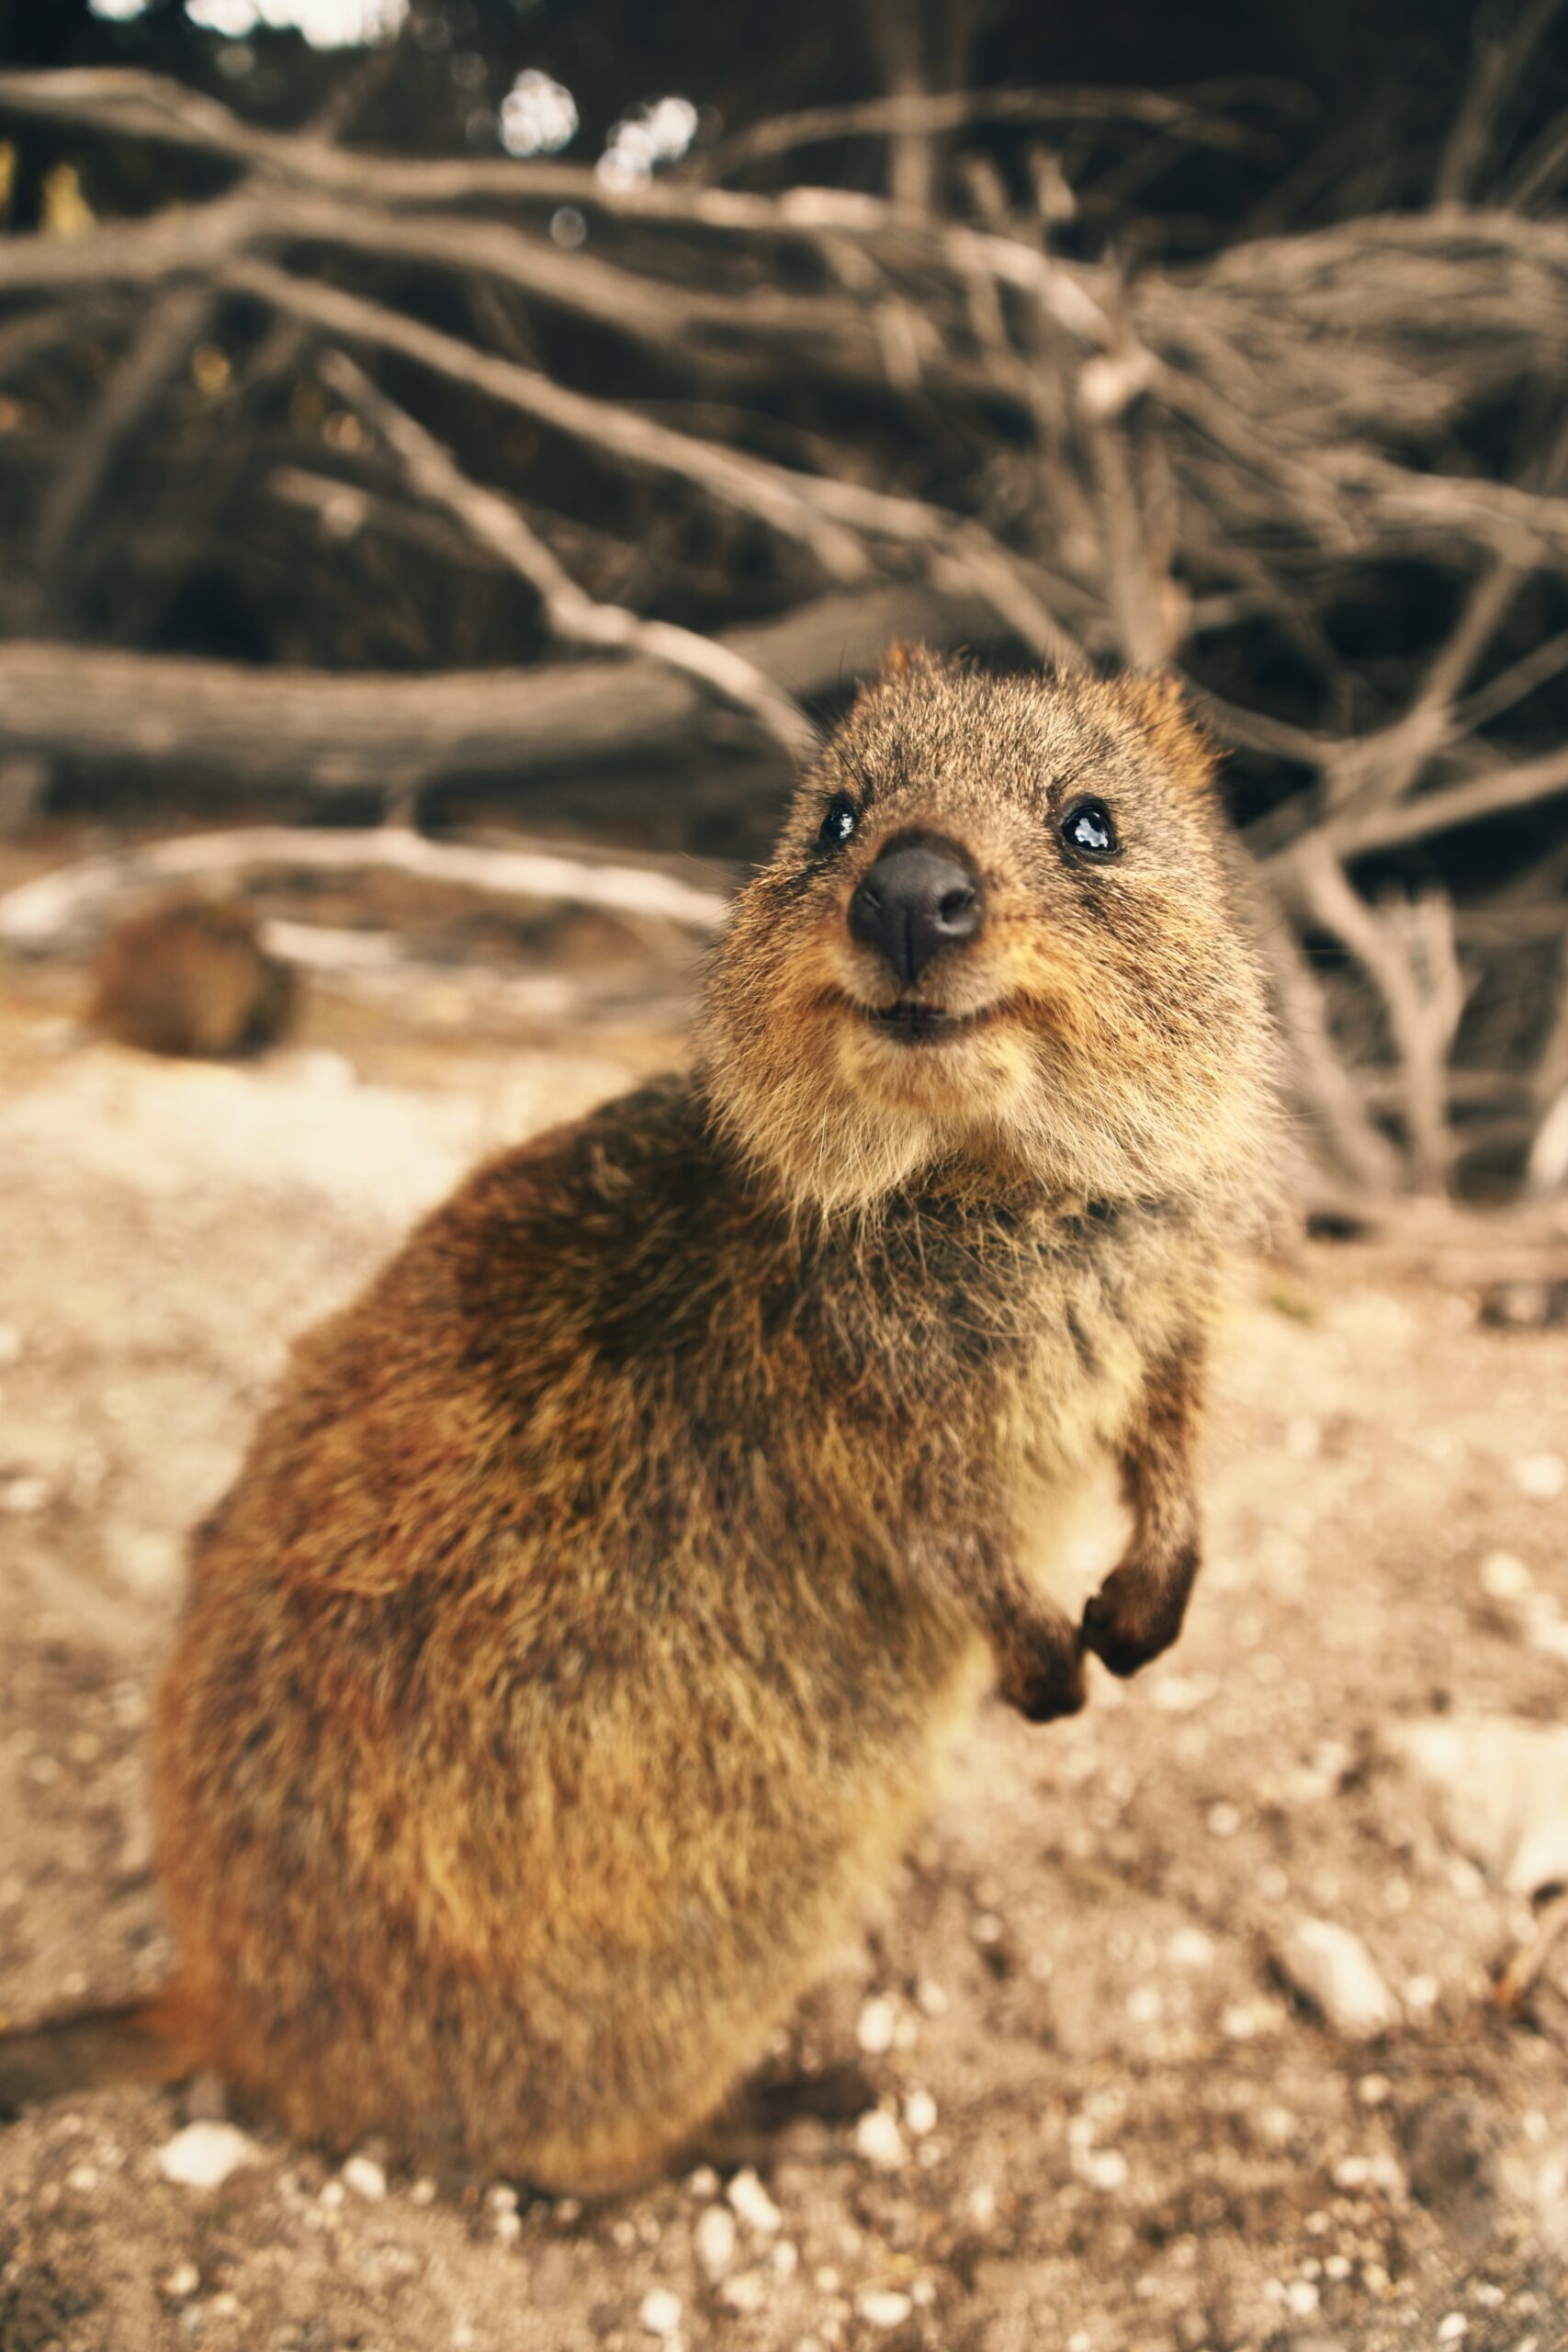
856,998,1003,1045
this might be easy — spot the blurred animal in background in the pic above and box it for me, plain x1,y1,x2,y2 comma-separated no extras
86,899,296,1059
1,655,1275,2191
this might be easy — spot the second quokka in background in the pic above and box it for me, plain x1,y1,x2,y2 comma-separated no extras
87,899,295,1059
1,651,1275,2191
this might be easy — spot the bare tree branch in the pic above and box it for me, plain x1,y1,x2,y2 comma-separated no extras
0,824,732,956
222,256,872,580
0,583,1006,786
319,350,818,764
1292,842,1470,1186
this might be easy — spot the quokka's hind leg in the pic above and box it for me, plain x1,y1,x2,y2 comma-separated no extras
505,2082,739,2199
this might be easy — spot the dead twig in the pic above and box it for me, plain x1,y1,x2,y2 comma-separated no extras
0,825,732,956
319,351,818,766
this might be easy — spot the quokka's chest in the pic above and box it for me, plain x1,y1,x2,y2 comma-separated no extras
776,1212,1190,1466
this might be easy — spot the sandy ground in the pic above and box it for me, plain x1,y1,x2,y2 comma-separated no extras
2,910,1568,2352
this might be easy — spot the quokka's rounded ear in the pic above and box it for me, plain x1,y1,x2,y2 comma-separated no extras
1119,672,1219,794
877,640,956,682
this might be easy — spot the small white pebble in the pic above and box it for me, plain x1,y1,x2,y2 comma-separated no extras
1404,1973,1439,2014
1168,1926,1216,1970
342,2154,386,2201
1078,2148,1128,2193
410,2177,437,2206
1221,2004,1259,2041
1481,1551,1535,1601
773,2239,798,2278
1438,2317,1468,2344
638,2286,682,2338
911,2278,935,2307
727,2165,782,2233
1516,1453,1566,1501
164,2262,201,2300
1126,1984,1163,2025
967,2184,997,2227
1276,1917,1398,2040
493,2209,522,2245
904,2088,938,2138
852,2108,906,2170
1285,2280,1320,2318
318,2179,345,2211
721,2269,768,2314
1357,2073,1392,2107
65,2165,98,2192
685,2165,719,2199
815,2266,841,2293
856,1995,898,2054
0,1324,23,1367
553,2197,582,2225
694,2203,736,2280
612,2219,638,2250
973,1910,1004,1944
0,1476,51,1515
856,2289,913,2329
1067,2335,1091,2352
486,2181,519,2211
1207,1802,1241,1838
156,2122,260,2190
1325,2254,1351,2280
915,1977,948,2017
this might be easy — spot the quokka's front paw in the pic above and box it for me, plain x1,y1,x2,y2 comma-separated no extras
997,1631,1087,1724
1081,1561,1188,1679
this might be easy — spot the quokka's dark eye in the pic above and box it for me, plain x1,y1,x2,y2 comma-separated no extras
1061,797,1119,859
818,793,859,851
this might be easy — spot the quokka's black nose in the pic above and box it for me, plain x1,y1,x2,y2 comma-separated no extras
849,837,983,989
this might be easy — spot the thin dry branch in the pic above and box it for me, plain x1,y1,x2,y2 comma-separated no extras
223,256,870,580
220,263,1087,665
1251,903,1405,1196
1327,744,1568,858
1292,842,1469,1186
706,83,1269,180
319,350,818,765
0,824,731,956
1435,0,1568,204
31,282,215,629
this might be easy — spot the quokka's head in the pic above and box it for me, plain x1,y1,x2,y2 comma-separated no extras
702,650,1274,1217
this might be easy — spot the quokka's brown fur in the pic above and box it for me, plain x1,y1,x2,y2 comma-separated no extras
87,899,294,1057
6,656,1274,2191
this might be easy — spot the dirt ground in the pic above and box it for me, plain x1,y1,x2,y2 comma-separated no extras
3,886,1567,2352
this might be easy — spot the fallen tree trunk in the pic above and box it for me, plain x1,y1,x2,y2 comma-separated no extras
0,583,1000,791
